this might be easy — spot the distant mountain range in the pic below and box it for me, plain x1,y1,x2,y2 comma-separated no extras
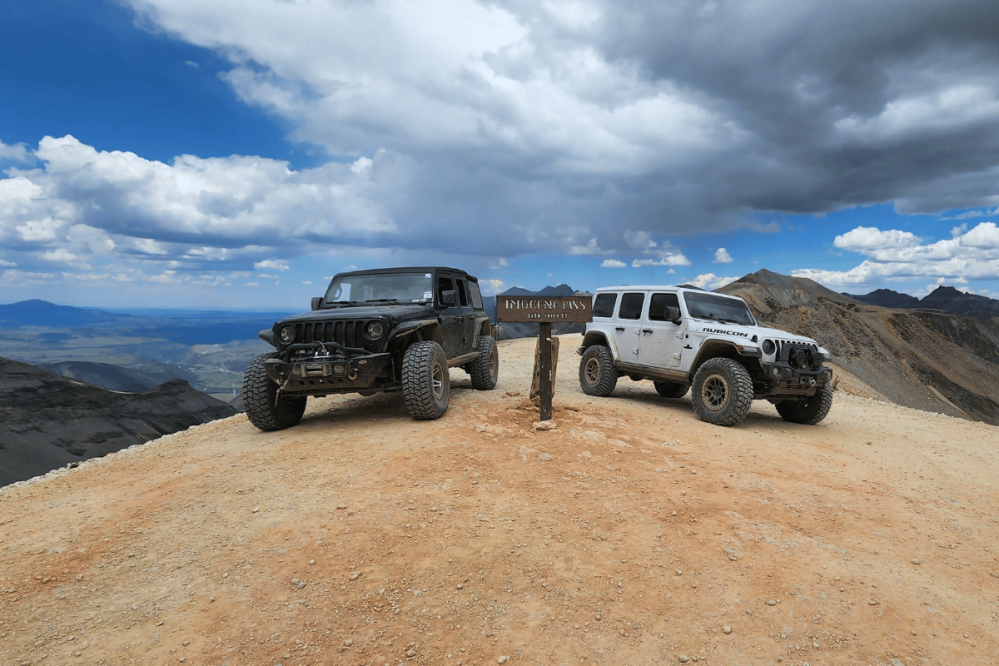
0,299,293,346
848,286,999,322
0,356,238,486
0,299,134,328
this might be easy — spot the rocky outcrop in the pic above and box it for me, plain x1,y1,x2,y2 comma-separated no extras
720,270,999,425
0,357,237,486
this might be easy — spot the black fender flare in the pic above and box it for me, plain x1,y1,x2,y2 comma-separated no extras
689,340,755,378
579,331,620,359
258,328,276,347
390,320,446,349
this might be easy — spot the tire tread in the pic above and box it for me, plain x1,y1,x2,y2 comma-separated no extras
578,345,618,397
402,341,450,420
242,352,307,432
691,358,753,427
469,335,499,390
776,383,834,425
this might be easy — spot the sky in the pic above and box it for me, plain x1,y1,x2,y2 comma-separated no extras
2,0,999,309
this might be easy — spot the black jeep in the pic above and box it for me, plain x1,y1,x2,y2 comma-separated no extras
243,267,499,431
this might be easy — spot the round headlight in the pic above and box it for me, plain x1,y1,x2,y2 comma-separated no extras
762,339,776,356
366,321,384,339
279,325,296,344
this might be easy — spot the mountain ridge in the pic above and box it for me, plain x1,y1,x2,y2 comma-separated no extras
0,356,237,486
848,285,999,321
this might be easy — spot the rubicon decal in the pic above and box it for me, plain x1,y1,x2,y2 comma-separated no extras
701,328,749,337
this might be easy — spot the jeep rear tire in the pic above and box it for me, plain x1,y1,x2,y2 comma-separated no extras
579,345,618,397
776,383,833,425
654,380,689,399
243,352,307,432
469,335,499,390
402,341,450,420
691,358,753,427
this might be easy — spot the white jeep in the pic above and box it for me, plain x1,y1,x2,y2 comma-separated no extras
577,285,833,427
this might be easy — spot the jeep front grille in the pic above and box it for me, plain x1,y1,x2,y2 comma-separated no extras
774,340,822,371
295,320,367,349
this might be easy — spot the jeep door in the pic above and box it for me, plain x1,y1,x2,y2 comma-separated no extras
637,292,685,369
455,277,477,350
613,292,645,362
437,274,471,357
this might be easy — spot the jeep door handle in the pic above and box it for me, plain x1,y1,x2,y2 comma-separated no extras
642,329,653,335
615,327,625,332
454,316,464,321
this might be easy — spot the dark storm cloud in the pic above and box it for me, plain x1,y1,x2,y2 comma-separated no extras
4,0,999,279
588,0,999,217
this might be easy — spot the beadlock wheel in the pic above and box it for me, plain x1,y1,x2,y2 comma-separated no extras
700,374,729,411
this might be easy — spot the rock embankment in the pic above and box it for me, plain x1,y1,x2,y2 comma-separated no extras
0,356,236,486
1,336,997,665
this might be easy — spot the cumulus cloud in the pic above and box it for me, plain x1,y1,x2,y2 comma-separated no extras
686,273,738,290
8,0,999,297
254,259,290,271
118,0,999,241
713,248,733,264
600,258,626,268
482,278,506,295
0,140,31,162
794,221,999,288
631,253,690,268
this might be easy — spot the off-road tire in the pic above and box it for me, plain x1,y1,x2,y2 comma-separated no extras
402,341,450,420
691,358,753,427
579,345,618,397
242,352,307,432
469,335,499,390
775,383,833,425
654,380,689,399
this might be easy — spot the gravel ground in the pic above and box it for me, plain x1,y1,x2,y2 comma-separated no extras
2,335,998,665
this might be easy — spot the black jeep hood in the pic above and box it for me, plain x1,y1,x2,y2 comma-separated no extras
278,303,438,327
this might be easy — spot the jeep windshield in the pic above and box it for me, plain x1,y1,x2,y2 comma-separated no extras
323,272,434,305
682,292,757,326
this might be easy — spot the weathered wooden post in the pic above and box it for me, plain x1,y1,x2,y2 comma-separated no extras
496,294,592,422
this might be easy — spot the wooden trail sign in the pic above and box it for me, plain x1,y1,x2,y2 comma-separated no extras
496,295,592,421
495,295,592,323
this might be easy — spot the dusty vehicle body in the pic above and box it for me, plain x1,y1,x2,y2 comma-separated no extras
578,285,833,427
244,267,498,430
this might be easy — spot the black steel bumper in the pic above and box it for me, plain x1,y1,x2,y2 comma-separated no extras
264,353,394,392
762,362,832,388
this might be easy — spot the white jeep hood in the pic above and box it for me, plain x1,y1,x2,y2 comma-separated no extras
688,321,829,356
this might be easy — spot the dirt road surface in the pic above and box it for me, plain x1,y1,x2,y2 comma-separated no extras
3,335,998,665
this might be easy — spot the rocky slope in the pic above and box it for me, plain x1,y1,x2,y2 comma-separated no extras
720,270,999,424
1,336,997,665
0,356,237,486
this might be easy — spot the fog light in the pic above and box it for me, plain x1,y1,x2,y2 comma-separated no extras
334,363,345,375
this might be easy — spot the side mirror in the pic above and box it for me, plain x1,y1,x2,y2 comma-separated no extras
664,306,681,324
311,297,323,311
440,290,457,307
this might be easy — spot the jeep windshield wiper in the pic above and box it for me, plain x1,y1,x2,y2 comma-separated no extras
714,317,746,325
327,300,359,306
364,298,401,304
